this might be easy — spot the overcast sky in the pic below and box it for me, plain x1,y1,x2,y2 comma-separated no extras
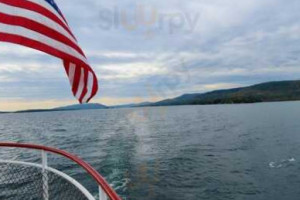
1,0,300,111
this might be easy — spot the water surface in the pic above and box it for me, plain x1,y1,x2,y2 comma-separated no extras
1,102,300,200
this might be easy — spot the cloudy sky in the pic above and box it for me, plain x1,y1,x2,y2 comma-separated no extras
1,0,300,111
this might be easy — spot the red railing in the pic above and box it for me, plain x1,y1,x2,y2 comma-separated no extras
0,142,122,200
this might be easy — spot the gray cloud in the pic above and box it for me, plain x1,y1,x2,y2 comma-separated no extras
0,0,300,104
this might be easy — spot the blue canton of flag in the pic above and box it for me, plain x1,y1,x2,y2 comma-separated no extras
44,0,61,15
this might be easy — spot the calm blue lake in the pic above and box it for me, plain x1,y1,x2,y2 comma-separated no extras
1,102,300,200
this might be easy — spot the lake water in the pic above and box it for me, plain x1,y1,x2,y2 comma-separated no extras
1,102,300,200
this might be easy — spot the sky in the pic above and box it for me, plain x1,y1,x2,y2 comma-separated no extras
1,0,300,111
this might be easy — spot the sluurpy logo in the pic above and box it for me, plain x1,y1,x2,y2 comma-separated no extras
98,4,200,38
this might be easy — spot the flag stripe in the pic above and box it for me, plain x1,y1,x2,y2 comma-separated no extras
0,0,76,41
75,68,85,100
82,72,94,103
0,23,87,64
0,12,85,57
87,76,98,102
27,0,68,26
79,68,89,102
0,2,77,45
68,63,76,86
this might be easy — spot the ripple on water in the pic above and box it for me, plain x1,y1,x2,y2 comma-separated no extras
52,128,67,132
269,158,296,169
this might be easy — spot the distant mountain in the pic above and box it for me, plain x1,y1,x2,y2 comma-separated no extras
16,109,54,113
151,80,300,106
16,103,108,113
111,102,153,108
8,80,300,113
54,103,108,110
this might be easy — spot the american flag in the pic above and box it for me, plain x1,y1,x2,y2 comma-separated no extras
0,0,98,103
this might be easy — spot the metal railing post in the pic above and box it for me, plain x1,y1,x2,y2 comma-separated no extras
99,186,108,200
42,150,49,200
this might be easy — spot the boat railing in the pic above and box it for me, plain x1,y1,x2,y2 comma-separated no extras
0,142,122,200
